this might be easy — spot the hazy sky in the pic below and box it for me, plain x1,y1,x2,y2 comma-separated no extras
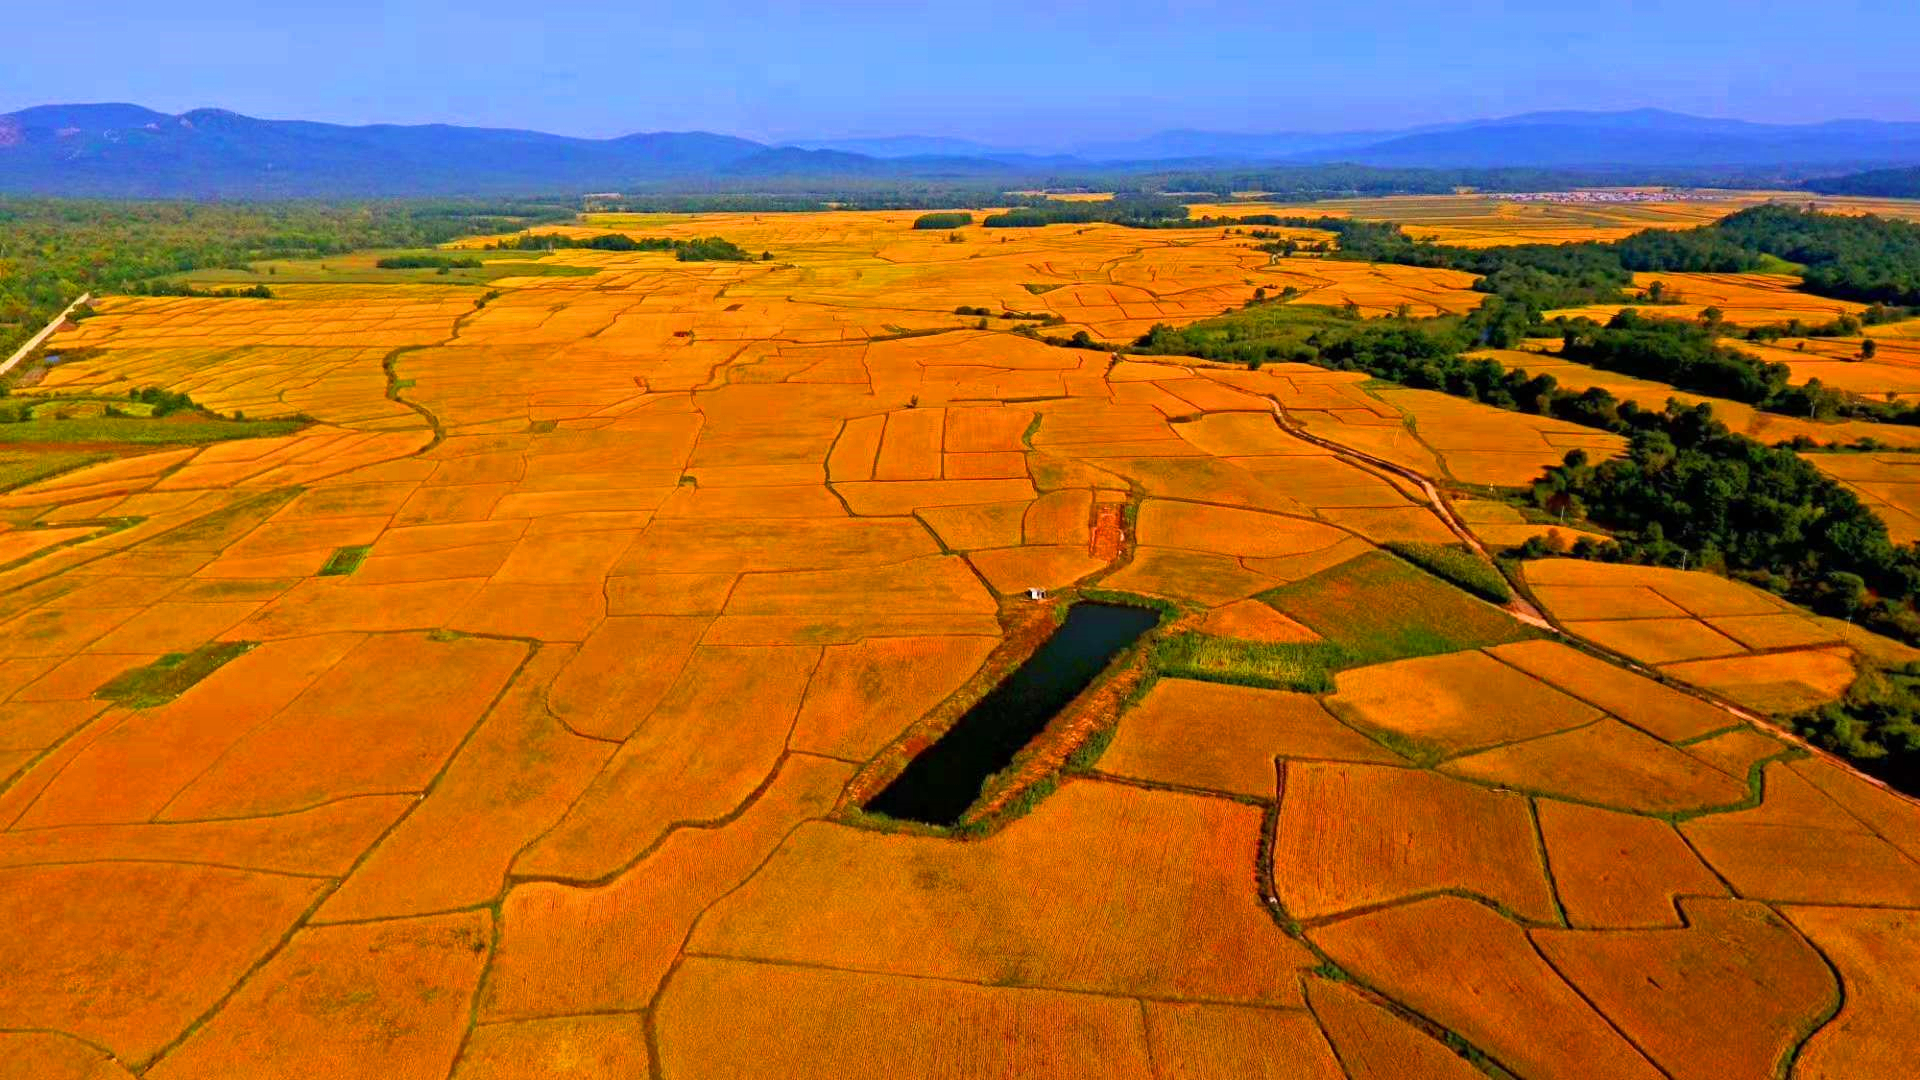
6,1,1916,142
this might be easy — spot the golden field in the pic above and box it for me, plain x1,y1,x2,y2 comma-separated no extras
1189,190,1920,246
1,208,1917,1078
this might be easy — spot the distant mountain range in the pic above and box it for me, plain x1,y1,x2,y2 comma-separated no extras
5,103,1920,198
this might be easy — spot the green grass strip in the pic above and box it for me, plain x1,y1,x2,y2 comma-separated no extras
319,544,372,577
96,641,256,708
1386,540,1513,603
1153,632,1348,693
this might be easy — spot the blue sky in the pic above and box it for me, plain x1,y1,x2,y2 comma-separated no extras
5,1,1916,142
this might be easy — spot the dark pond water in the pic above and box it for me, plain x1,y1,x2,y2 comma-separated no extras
863,601,1160,826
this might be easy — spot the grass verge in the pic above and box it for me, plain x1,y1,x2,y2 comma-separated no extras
96,641,256,708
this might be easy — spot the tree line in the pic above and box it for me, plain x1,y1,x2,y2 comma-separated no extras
487,232,756,261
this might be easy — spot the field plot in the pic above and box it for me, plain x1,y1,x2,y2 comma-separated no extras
1806,451,1920,542
1193,190,1920,246
1523,557,1915,712
1189,192,1753,246
1474,346,1920,451
1740,332,1920,403
1545,271,1867,327
1,205,1917,1077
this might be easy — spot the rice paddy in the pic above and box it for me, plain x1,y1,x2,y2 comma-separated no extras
0,205,1914,1078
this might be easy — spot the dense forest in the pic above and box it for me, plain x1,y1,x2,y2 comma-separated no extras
1712,205,1920,305
0,198,570,357
1803,166,1920,199
488,232,754,261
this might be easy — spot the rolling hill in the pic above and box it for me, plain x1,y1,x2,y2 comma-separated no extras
5,103,1920,197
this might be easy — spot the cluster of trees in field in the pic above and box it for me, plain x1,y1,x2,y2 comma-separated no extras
123,280,275,299
374,253,483,269
1792,664,1920,791
982,195,1192,228
912,212,973,229
1711,205,1920,305
488,232,755,261
1559,311,1851,419
0,198,570,358
1267,205,1920,311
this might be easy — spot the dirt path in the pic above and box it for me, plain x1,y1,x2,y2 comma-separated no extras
1264,398,1553,629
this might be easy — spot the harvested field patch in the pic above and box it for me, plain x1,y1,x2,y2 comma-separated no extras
1781,905,1920,1080
1536,799,1727,928
694,780,1315,1003
1304,979,1484,1080
148,911,491,1080
92,639,253,708
1485,639,1733,742
315,648,615,920
966,544,1105,593
1311,895,1665,1080
0,862,324,1067
1564,617,1747,665
1442,718,1749,813
1534,898,1836,1080
1150,632,1347,691
1680,815,1920,906
1101,547,1278,605
160,632,525,820
789,634,998,760
1271,762,1556,920
1101,680,1398,795
548,616,708,740
514,644,818,881
1135,499,1344,558
1195,598,1321,642
1327,650,1598,760
1660,648,1858,713
654,958,1154,1080
19,633,366,828
1142,1002,1344,1080
487,755,849,1022
452,1015,650,1080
